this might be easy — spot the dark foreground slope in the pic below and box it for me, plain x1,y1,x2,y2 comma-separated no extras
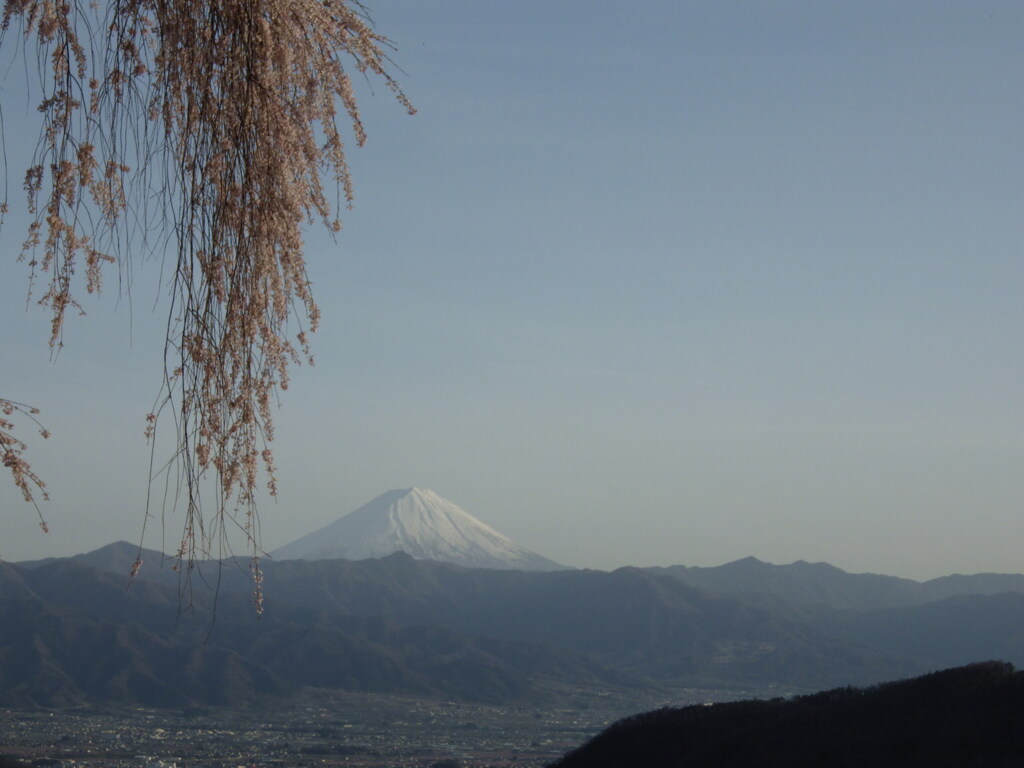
549,661,1024,768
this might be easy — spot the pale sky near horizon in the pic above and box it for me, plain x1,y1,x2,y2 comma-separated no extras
2,1,1022,580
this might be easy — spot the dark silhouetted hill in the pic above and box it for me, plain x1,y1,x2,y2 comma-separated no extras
549,661,1024,768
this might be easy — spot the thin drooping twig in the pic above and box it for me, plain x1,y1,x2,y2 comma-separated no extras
0,398,50,530
1,0,413,608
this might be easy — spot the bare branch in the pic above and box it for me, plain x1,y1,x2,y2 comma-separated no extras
1,0,413,609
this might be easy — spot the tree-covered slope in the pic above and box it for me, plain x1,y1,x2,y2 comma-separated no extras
549,661,1024,768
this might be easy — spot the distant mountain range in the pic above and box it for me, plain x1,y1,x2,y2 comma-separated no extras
5,538,1024,709
0,551,613,708
272,487,566,571
651,557,1024,612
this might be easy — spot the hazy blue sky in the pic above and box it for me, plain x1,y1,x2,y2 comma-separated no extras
2,1,1022,579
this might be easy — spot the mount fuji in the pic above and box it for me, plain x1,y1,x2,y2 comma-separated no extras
271,488,567,571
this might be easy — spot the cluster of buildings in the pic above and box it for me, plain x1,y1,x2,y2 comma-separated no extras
0,687,646,768
1,683,752,768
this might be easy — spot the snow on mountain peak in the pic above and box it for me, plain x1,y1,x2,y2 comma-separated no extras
271,488,566,571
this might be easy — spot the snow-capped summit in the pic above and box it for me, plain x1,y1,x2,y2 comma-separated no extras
271,488,567,571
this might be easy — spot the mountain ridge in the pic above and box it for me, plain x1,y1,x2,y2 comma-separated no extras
650,556,1024,612
7,540,1024,709
0,556,625,707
